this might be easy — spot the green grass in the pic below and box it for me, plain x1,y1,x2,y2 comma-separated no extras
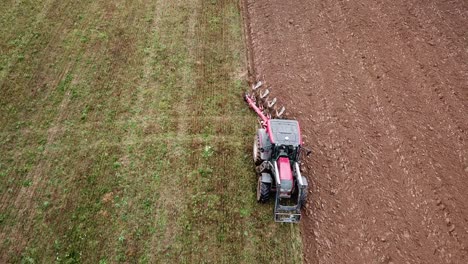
0,0,302,263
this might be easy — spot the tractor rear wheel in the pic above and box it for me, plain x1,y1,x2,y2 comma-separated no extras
256,176,271,203
253,135,263,165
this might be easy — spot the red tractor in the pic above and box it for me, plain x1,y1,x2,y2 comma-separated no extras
244,82,309,223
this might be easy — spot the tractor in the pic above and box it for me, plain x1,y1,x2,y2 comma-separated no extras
244,82,309,223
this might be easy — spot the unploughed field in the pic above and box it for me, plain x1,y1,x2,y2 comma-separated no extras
0,0,302,263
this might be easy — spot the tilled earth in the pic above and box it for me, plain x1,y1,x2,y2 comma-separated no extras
243,0,468,263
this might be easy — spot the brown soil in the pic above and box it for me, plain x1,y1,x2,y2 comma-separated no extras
243,0,468,263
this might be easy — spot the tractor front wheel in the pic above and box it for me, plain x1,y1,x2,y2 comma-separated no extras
256,176,271,203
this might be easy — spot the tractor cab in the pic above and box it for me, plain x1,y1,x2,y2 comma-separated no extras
268,119,302,162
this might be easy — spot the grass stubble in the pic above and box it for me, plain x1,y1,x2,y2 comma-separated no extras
0,0,302,263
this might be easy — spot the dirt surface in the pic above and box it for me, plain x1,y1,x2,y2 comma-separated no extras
243,0,468,263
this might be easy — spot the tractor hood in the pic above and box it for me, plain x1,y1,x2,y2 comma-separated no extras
278,157,293,197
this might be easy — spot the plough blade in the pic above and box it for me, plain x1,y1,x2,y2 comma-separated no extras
275,106,286,118
260,89,270,99
267,97,277,108
252,81,263,91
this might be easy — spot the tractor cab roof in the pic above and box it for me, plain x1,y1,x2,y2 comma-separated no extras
267,119,302,146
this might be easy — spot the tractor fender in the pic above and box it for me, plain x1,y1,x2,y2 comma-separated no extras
260,172,272,184
256,128,272,161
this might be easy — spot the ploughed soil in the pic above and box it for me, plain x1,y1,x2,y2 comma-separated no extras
243,0,468,263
